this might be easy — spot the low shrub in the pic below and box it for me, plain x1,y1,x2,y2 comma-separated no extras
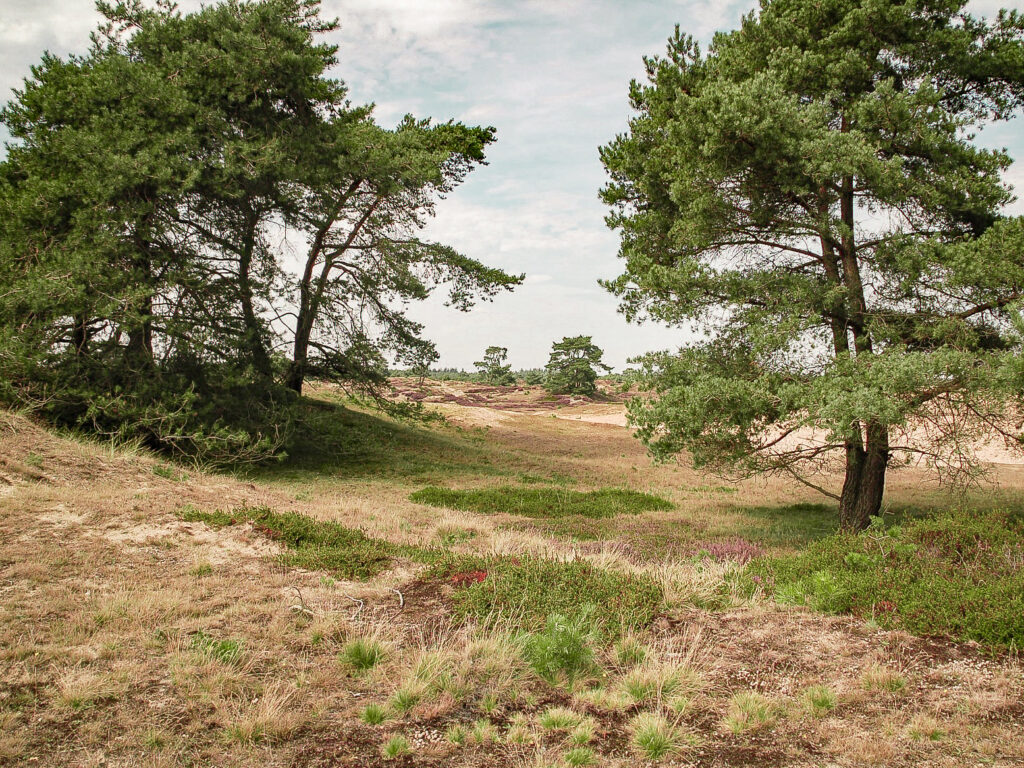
523,613,598,685
409,485,673,519
748,510,1024,648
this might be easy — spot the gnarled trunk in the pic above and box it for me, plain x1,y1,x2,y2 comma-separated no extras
839,421,888,530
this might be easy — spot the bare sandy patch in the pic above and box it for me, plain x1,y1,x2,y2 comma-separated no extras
98,519,283,565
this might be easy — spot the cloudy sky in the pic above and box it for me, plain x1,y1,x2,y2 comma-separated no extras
2,0,1023,369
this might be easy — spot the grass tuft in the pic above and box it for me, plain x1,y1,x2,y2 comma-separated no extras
381,734,410,759
862,666,907,694
190,631,243,666
390,685,421,715
563,746,597,766
908,713,945,742
445,724,467,745
538,706,584,731
802,684,837,717
724,691,776,733
630,712,683,760
339,638,385,672
613,633,648,668
360,704,387,725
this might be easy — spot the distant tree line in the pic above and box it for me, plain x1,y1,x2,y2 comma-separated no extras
392,336,614,395
0,0,520,464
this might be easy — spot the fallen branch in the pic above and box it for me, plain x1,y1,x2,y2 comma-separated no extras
289,586,313,618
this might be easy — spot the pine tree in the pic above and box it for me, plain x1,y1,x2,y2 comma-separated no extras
600,0,1024,529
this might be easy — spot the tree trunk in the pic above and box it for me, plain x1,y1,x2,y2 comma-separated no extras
72,315,89,357
238,208,273,380
838,421,888,530
286,185,378,394
285,312,313,394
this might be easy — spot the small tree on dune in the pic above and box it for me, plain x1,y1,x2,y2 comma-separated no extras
475,346,515,386
544,336,612,396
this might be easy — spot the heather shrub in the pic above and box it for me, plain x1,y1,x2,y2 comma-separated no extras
749,510,1024,647
435,554,664,636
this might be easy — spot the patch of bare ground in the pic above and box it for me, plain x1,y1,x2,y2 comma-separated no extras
1,407,1022,768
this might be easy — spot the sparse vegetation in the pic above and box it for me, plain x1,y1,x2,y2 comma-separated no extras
179,504,430,579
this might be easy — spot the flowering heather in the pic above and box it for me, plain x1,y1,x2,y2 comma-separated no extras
690,538,764,564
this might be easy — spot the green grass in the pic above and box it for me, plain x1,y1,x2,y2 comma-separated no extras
360,704,387,725
749,510,1024,648
538,706,584,730
802,684,837,717
433,554,664,636
190,631,242,666
259,397,500,482
409,485,673,519
725,691,777,733
381,734,410,759
563,746,597,766
339,638,385,672
630,712,683,760
390,686,420,714
178,504,434,580
445,724,467,745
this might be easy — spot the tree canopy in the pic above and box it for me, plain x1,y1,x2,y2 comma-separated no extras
0,0,520,463
544,335,612,396
600,0,1024,529
474,346,516,386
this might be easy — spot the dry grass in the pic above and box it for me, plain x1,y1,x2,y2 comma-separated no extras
1,399,1023,768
